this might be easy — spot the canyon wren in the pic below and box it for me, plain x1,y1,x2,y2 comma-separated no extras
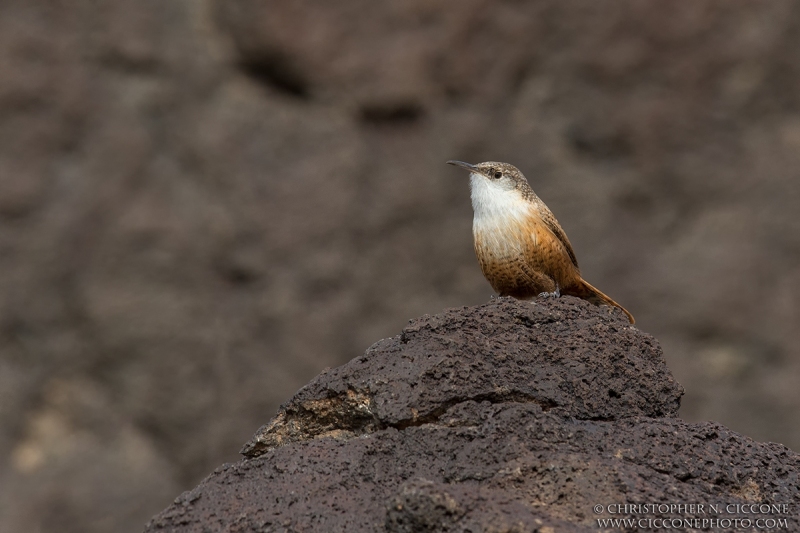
447,160,635,324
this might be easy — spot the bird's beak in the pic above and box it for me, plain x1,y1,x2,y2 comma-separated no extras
446,160,479,173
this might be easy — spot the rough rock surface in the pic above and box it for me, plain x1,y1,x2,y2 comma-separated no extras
145,298,800,532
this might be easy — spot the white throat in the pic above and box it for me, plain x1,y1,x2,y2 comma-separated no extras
469,173,530,226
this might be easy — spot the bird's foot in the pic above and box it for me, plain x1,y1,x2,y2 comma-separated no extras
537,288,560,298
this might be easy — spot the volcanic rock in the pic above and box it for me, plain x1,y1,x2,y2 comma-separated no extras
145,297,800,532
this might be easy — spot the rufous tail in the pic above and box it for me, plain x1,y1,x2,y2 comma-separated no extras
570,278,635,324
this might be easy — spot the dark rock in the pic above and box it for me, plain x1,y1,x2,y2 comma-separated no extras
241,297,681,457
145,298,800,532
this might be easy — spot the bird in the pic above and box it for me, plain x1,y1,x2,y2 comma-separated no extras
447,160,635,324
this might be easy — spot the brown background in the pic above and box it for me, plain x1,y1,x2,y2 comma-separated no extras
1,1,798,532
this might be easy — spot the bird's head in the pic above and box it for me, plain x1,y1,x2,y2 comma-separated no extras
447,160,529,191
447,160,534,216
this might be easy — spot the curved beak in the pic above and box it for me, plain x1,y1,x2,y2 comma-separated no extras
446,160,479,173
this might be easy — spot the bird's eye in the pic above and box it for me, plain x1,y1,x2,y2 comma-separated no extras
494,170,502,179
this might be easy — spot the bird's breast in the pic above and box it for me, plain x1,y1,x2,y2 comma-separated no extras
472,203,577,295
471,190,537,259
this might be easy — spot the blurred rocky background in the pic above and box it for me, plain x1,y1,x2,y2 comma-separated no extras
0,1,798,532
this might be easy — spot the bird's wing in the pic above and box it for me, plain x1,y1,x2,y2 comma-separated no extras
535,204,579,269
